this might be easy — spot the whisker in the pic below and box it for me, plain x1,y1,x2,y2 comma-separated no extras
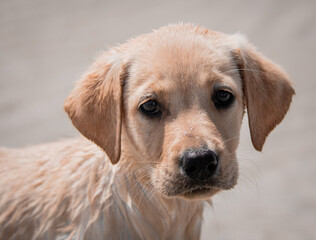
222,68,263,74
222,135,240,144
108,165,152,193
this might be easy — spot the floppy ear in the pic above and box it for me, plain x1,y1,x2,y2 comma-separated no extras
233,44,295,151
64,52,128,164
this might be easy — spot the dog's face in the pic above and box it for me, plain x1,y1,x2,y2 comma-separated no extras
64,24,294,200
125,34,244,199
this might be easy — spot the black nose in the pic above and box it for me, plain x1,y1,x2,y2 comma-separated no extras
180,149,219,181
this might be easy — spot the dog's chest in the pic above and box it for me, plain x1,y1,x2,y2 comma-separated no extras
59,160,204,239
93,205,202,240
96,192,204,240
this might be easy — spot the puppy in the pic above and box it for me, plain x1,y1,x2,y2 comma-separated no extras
0,24,294,239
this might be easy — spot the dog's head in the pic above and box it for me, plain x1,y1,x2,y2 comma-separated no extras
64,24,294,200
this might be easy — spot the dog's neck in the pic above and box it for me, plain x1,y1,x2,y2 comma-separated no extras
85,129,205,239
64,136,206,239
104,159,205,239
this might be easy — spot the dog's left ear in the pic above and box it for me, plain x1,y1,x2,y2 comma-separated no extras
232,42,295,151
64,52,128,164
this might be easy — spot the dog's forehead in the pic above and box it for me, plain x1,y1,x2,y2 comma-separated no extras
128,27,237,93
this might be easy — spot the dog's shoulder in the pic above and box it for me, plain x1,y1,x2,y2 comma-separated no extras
0,137,111,239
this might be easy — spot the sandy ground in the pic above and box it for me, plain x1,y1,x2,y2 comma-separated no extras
1,0,315,239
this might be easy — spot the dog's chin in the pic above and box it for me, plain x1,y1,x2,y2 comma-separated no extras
161,186,221,200
178,187,221,200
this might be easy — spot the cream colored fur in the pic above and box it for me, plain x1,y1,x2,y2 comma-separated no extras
0,24,294,240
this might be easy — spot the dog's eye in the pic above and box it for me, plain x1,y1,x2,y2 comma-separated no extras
140,100,161,116
213,90,234,108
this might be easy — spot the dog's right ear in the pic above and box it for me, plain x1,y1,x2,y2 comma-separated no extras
64,51,128,164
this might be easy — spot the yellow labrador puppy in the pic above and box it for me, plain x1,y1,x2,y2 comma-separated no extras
0,24,294,240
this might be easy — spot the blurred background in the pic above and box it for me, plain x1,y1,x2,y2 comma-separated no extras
0,0,315,239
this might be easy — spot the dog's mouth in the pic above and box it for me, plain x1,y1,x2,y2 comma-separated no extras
161,175,236,199
157,165,238,200
179,186,220,199
162,183,221,200
183,186,212,194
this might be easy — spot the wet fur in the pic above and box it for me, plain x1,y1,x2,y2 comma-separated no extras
0,24,294,239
